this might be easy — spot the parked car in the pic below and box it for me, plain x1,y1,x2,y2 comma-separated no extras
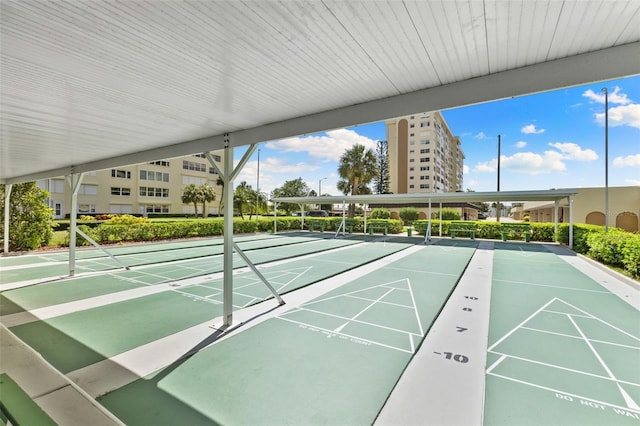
306,210,328,217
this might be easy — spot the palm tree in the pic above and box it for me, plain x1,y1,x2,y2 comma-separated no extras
337,144,378,217
200,184,216,218
181,184,201,217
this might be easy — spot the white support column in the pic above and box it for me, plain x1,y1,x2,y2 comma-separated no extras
554,200,559,241
363,204,368,235
439,201,442,237
3,184,12,254
222,136,234,327
569,195,574,250
66,173,84,276
273,202,279,233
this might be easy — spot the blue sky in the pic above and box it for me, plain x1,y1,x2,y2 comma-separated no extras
236,75,639,196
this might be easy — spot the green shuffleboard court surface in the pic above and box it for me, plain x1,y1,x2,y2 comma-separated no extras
484,243,640,425
7,238,409,374
98,243,476,425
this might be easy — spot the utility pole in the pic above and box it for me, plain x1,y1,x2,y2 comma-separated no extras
601,88,609,233
496,134,501,223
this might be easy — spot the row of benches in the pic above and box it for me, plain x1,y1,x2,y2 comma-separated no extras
306,220,531,242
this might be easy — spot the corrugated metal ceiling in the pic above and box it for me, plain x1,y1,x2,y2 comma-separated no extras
1,0,639,183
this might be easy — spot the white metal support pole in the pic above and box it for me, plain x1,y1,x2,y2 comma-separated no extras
363,204,368,235
273,202,278,233
569,195,574,250
3,184,12,254
424,199,432,243
67,172,84,276
222,135,234,327
439,201,442,236
554,200,559,241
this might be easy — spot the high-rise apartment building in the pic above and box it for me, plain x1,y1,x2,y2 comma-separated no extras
386,111,464,194
37,152,224,218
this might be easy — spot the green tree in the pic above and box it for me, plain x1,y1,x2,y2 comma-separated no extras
1,182,54,251
200,184,216,218
337,144,378,217
271,178,311,215
181,184,201,217
181,183,216,218
373,140,391,194
234,181,257,220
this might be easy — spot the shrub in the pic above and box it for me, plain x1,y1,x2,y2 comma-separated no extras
370,208,391,219
433,208,461,220
399,207,419,225
1,182,55,251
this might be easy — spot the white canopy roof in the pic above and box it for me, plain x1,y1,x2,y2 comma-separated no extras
2,1,639,184
272,188,579,205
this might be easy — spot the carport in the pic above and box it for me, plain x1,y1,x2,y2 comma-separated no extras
2,1,639,327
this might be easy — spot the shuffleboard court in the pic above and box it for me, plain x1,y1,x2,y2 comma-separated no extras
0,235,360,313
97,243,476,425
484,243,640,425
0,234,329,285
5,238,409,374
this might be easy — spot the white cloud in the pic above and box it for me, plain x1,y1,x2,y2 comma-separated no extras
265,129,377,162
624,178,640,186
613,154,640,167
521,124,545,134
583,86,632,105
474,160,497,173
548,142,598,161
501,151,566,174
463,165,470,174
595,104,640,128
474,132,489,139
515,141,527,148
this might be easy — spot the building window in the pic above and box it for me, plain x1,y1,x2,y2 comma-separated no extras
409,184,415,189
409,141,415,145
193,153,206,158
183,160,207,172
420,140,430,145
420,148,430,154
420,184,430,189
420,122,430,127
78,204,96,213
140,170,169,182
149,160,170,167
182,175,207,185
79,185,97,195
145,205,170,214
209,167,219,175
410,124,415,128
111,169,131,179
420,166,430,171
420,157,430,163
409,176,414,180
139,187,169,198
111,187,131,196
409,150,415,154
409,167,415,171
409,159,415,163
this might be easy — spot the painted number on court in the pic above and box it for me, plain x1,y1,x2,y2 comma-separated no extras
434,351,469,363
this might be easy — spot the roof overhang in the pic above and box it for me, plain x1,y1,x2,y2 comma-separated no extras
2,1,639,185
271,189,579,206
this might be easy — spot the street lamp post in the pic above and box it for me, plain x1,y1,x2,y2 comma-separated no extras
601,88,609,233
319,177,327,209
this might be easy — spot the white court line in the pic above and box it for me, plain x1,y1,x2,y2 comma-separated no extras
285,306,421,336
276,315,414,354
384,266,459,277
346,294,413,309
568,314,640,410
493,279,611,294
558,298,640,343
487,372,640,415
487,351,640,387
488,298,558,351
542,309,592,318
520,326,640,350
486,354,507,374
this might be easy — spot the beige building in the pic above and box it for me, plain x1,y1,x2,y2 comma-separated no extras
386,111,464,194
37,153,224,218
519,186,639,232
